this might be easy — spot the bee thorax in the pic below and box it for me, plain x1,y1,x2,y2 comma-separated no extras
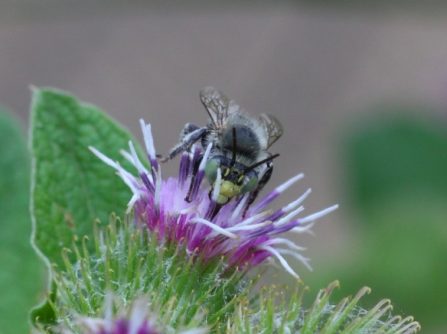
221,124,261,161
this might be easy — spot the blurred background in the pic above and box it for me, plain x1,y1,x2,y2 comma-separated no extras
1,1,447,333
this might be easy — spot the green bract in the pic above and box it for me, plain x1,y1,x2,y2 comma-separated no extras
35,216,247,332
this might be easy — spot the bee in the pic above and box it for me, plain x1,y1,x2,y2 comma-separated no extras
162,86,283,216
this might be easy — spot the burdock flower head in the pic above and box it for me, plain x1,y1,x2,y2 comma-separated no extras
90,119,337,278
58,293,207,334
29,88,420,334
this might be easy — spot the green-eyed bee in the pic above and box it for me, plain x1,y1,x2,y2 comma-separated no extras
162,86,283,216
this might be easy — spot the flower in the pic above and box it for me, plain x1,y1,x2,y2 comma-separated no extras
89,119,338,277
61,294,207,334
73,298,160,334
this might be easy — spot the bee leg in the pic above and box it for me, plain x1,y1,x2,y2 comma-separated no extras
242,162,273,218
211,203,223,220
161,124,207,162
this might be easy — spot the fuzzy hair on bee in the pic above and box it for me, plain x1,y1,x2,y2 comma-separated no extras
161,86,283,218
204,112,269,166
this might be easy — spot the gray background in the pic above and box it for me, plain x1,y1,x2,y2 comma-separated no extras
1,1,446,331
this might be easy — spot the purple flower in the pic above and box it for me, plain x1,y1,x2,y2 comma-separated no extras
69,296,157,334
90,120,337,277
71,295,206,334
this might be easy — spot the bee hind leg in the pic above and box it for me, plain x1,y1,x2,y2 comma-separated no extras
160,124,207,162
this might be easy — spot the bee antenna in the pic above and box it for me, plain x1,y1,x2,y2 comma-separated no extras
230,127,237,168
244,153,280,174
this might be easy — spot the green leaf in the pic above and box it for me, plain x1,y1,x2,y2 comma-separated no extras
320,112,447,331
0,109,42,333
30,88,146,268
29,281,57,329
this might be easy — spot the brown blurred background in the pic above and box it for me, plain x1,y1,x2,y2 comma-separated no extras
1,1,447,332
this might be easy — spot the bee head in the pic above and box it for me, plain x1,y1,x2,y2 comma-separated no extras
204,127,280,205
205,157,259,204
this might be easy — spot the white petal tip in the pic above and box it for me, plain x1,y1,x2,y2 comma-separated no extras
276,173,305,194
299,204,339,224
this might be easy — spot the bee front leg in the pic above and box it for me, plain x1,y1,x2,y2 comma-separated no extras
160,124,207,162
242,161,273,218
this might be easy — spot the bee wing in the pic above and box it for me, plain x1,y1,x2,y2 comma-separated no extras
200,86,238,129
258,113,283,149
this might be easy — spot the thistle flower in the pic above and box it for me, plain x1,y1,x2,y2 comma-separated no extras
90,119,338,277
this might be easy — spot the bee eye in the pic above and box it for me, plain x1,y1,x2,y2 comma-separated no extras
205,158,220,183
240,175,258,194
